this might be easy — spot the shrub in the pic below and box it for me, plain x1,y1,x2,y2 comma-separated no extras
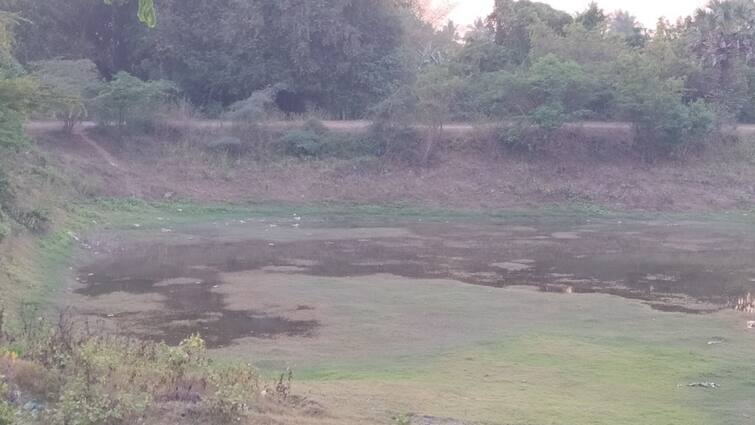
279,130,323,158
0,217,8,243
224,86,280,122
301,118,329,136
613,54,718,157
363,123,424,164
14,208,50,233
0,169,12,207
31,59,101,132
90,72,177,133
206,136,244,157
495,121,557,152
0,381,14,425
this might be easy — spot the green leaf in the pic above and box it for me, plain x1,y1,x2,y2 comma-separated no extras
138,0,156,28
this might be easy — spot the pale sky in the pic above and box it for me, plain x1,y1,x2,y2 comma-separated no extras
444,0,708,29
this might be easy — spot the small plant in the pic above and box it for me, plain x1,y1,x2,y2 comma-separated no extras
206,136,244,157
0,379,15,425
393,412,412,425
279,130,323,158
274,368,293,401
14,208,50,233
0,215,9,243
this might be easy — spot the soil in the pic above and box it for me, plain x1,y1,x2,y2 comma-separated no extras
66,216,755,348
27,122,755,213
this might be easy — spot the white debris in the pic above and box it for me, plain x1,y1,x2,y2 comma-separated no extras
684,382,719,389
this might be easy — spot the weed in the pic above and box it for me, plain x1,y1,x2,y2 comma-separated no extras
280,130,324,158
393,413,412,425
0,312,272,425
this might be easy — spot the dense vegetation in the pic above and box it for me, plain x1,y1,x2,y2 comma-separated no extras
1,0,755,151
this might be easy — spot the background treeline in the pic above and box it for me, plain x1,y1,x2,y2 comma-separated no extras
2,0,755,153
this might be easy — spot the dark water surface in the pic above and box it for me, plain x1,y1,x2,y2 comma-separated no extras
73,216,755,347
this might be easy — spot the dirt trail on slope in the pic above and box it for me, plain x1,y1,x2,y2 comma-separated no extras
45,126,142,198
73,127,121,169
26,120,755,135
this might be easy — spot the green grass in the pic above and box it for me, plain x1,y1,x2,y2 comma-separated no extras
296,330,753,425
4,200,755,424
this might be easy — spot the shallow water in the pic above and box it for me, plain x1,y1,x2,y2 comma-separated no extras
70,215,755,347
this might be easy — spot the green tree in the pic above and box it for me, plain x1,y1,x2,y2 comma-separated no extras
609,10,648,48
105,0,155,27
32,59,101,131
612,53,717,156
490,0,573,66
91,71,175,130
0,12,40,146
685,0,755,117
576,2,607,31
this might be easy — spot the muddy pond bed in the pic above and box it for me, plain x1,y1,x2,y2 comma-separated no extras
69,213,755,346
60,210,755,424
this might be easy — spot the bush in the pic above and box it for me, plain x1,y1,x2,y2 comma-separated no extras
363,123,424,164
279,130,324,158
0,217,8,243
494,121,558,152
14,208,50,233
206,136,244,157
31,59,101,132
224,86,280,122
90,72,177,133
613,54,718,157
301,118,329,136
0,381,14,425
0,315,270,425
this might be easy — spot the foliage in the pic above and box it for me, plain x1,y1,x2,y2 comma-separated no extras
490,0,573,65
0,314,269,425
9,0,755,159
0,75,41,146
575,2,607,31
91,71,176,131
0,12,42,146
609,10,648,48
224,86,280,122
134,0,407,116
684,0,755,118
0,214,9,243
279,130,324,158
31,59,101,132
612,54,717,155
104,0,155,27
0,379,13,425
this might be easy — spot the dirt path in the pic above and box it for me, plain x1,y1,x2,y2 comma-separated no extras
26,120,755,136
67,126,140,197
72,127,121,169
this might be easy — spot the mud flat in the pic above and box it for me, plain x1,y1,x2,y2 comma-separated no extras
62,212,755,425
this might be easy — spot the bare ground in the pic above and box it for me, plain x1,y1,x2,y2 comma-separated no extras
29,124,755,212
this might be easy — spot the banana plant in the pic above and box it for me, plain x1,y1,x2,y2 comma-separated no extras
103,0,156,27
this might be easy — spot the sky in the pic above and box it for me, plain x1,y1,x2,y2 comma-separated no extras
443,0,708,29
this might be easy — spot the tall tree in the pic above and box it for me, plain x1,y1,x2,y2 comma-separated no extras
490,0,573,66
0,12,41,146
609,10,648,48
686,0,755,117
576,2,607,31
